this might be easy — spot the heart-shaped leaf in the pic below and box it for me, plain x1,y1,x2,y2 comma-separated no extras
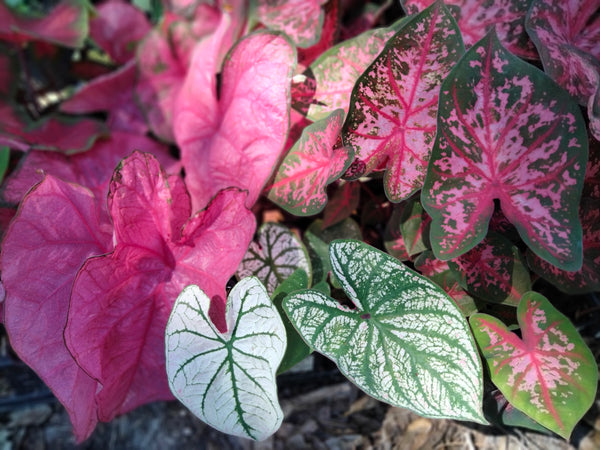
421,30,588,270
343,1,465,202
470,292,598,439
266,109,354,215
237,222,311,296
166,277,286,440
283,240,486,423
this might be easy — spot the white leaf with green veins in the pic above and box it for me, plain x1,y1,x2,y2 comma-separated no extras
283,240,486,423
165,277,286,441
237,222,311,295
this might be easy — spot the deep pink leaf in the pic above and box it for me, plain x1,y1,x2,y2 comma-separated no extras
174,31,295,210
421,31,588,270
90,0,151,64
0,0,88,48
266,109,353,215
257,0,327,48
65,152,255,420
1,131,178,205
343,1,464,202
448,233,531,306
1,176,113,441
61,61,148,133
322,181,360,228
403,0,538,58
470,292,598,438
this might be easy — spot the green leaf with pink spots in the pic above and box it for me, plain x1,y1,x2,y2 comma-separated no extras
470,292,598,439
421,31,588,271
266,109,354,216
342,1,464,202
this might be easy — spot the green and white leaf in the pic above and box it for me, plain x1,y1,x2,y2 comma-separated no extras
237,222,311,295
283,240,486,423
165,277,286,441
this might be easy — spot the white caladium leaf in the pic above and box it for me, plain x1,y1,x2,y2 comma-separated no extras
237,222,311,295
283,240,486,423
165,277,286,441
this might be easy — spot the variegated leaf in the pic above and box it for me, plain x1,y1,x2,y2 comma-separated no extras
166,277,286,440
284,240,486,423
266,109,354,216
470,292,598,439
237,222,311,296
421,31,588,270
342,1,464,202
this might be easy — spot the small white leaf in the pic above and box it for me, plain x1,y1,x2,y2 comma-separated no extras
165,277,286,440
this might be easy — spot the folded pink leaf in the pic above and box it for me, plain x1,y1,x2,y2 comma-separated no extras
1,176,113,441
175,30,296,210
65,152,255,421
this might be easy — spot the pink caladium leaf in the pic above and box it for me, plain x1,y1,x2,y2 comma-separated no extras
414,250,477,316
65,152,255,422
1,176,113,442
0,0,89,48
266,109,354,215
421,31,588,270
0,103,107,153
256,0,327,48
174,30,295,210
89,0,151,64
526,0,600,106
402,0,537,59
342,1,465,202
528,198,600,294
470,292,598,439
61,61,148,134
296,21,402,122
322,180,360,228
448,233,531,306
1,131,178,205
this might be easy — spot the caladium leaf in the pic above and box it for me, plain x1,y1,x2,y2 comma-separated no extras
267,109,354,216
448,233,531,306
413,250,477,316
89,0,151,64
174,30,295,210
402,0,537,59
421,31,588,270
256,0,327,48
65,153,255,421
483,389,551,434
271,269,312,374
1,175,113,441
528,198,600,294
322,180,360,228
384,197,431,260
470,292,598,439
343,1,465,202
166,277,286,440
0,0,89,48
297,23,401,122
283,240,486,422
297,0,340,68
237,222,311,296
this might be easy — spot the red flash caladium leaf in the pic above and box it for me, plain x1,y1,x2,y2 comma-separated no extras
1,176,113,441
448,233,531,306
421,31,588,270
90,0,151,64
256,0,327,48
0,0,88,48
175,31,295,210
470,292,598,439
267,109,353,215
528,198,600,294
342,1,464,202
402,0,537,59
65,152,255,422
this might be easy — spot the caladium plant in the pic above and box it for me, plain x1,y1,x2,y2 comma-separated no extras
0,0,598,444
